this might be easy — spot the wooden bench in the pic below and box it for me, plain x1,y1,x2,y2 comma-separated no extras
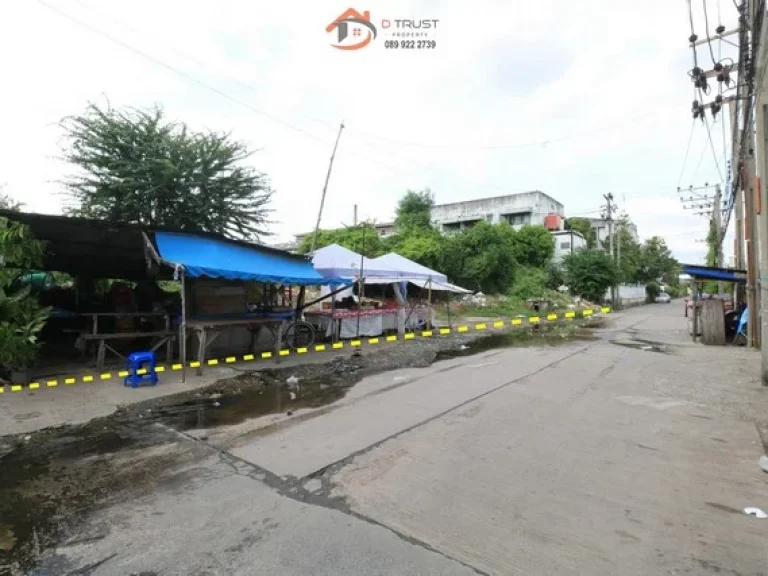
185,316,287,376
75,330,175,369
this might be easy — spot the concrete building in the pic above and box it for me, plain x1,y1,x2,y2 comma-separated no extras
430,191,564,233
552,230,587,263
584,217,639,247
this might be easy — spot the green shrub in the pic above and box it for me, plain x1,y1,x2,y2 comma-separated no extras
509,267,546,300
646,282,661,302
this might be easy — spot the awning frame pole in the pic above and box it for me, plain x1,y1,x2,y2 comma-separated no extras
180,267,187,384
427,277,433,329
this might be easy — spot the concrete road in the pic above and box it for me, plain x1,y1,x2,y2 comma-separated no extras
34,304,768,575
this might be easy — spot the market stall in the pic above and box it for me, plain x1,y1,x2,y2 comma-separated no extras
305,245,468,339
152,231,342,377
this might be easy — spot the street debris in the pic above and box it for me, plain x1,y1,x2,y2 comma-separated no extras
759,455,768,473
743,507,768,519
289,392,296,400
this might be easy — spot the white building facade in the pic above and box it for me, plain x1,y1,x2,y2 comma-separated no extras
584,217,639,248
552,230,587,263
430,191,565,232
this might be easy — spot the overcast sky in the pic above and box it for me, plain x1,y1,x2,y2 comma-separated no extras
0,0,739,263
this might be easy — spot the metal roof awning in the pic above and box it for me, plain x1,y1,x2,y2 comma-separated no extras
681,264,747,284
1,211,341,285
154,231,340,286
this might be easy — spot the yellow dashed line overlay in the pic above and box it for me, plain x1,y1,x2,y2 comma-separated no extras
1,308,610,394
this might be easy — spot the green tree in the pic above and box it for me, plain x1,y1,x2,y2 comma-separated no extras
612,219,643,283
384,228,444,271
563,249,618,303
564,217,597,249
60,102,273,240
510,225,555,268
645,281,661,303
544,262,566,290
440,221,517,293
297,223,384,258
0,189,23,212
636,236,678,284
509,266,546,299
394,188,435,232
0,217,50,376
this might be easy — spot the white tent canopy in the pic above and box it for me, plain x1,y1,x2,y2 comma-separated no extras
312,244,391,278
367,253,470,293
312,245,470,294
368,253,448,283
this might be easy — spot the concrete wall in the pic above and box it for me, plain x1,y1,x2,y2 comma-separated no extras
431,191,564,232
605,284,647,306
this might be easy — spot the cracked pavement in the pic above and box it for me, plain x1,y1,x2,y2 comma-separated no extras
8,303,768,575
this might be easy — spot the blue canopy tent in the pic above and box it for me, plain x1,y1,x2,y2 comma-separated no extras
154,231,338,285
152,231,343,380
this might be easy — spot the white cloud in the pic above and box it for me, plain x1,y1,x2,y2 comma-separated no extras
0,0,739,264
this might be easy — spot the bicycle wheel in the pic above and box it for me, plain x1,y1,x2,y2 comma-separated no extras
284,320,316,350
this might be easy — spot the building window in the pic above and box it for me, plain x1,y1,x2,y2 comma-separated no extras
485,213,494,223
560,241,571,250
503,212,531,226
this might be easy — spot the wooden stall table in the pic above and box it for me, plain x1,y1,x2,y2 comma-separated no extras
305,306,431,340
184,312,291,375
70,312,174,369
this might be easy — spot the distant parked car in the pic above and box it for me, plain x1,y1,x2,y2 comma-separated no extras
655,292,671,304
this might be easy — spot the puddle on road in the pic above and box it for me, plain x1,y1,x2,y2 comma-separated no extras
436,322,600,360
0,424,163,573
611,338,669,354
0,317,608,572
155,374,348,432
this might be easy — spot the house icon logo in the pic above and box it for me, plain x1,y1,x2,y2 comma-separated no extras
326,8,377,50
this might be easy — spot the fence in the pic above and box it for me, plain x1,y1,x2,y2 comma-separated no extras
605,284,647,307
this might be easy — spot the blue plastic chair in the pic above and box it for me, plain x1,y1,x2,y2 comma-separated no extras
124,351,158,388
737,307,748,336
734,307,749,345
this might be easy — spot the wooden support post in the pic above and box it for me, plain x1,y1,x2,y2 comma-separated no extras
180,268,188,383
196,328,206,377
692,283,700,343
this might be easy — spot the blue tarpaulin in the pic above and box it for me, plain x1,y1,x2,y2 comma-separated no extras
154,231,339,286
681,264,747,284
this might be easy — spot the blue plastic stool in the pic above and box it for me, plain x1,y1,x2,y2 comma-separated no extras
124,351,158,388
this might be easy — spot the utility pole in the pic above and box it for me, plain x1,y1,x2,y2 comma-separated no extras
616,216,622,285
754,0,768,382
603,193,616,307
310,121,345,254
713,184,724,294
731,100,746,307
353,204,358,227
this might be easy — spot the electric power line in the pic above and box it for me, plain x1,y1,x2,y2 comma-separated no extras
702,0,719,64
703,114,725,182
678,119,697,188
37,0,333,146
